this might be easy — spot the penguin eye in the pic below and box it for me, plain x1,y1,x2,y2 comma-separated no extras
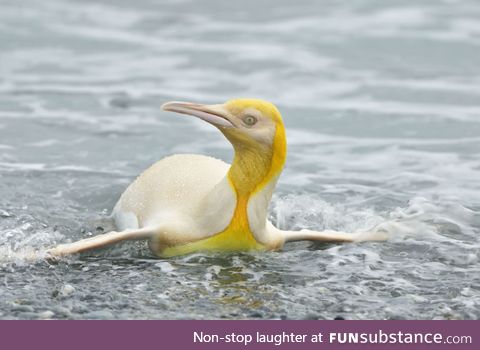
243,115,257,127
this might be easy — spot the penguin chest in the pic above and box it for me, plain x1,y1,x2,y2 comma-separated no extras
155,199,264,258
155,225,264,258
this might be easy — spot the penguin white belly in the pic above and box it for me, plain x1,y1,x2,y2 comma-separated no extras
112,154,236,243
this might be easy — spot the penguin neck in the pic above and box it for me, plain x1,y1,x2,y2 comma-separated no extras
223,123,287,202
228,142,275,198
225,136,286,231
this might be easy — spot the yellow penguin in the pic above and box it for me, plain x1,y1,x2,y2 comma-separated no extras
48,99,386,258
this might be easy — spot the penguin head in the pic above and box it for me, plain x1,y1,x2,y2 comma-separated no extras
162,98,286,157
163,98,288,194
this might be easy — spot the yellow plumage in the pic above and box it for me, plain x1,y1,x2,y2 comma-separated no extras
161,99,286,257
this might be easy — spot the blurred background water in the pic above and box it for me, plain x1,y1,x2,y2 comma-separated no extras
0,0,479,319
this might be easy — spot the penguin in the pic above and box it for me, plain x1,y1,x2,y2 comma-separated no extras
48,99,386,258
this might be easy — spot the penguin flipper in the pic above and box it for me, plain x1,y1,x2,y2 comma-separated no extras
46,227,157,258
281,226,388,243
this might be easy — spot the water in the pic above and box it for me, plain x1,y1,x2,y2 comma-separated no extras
1,0,479,319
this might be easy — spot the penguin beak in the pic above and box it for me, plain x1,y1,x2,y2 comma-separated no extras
162,101,235,128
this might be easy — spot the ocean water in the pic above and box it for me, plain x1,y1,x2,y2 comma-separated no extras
0,0,479,319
